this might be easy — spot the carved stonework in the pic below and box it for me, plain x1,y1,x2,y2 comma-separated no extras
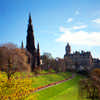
26,14,36,71
26,14,35,55
21,40,24,49
65,43,71,56
64,43,93,71
37,43,40,66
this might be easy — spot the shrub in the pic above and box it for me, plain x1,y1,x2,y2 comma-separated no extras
79,68,100,100
0,72,36,100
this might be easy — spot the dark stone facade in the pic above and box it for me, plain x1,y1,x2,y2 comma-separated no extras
21,41,24,49
26,14,36,55
37,43,40,66
64,43,100,72
26,14,40,71
64,43,93,72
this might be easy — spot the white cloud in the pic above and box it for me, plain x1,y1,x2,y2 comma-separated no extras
92,18,100,24
73,25,87,30
75,10,80,15
56,27,100,46
67,18,73,23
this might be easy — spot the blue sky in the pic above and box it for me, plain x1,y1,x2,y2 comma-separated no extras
0,0,100,58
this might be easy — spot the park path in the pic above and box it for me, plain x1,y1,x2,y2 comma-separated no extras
34,73,75,93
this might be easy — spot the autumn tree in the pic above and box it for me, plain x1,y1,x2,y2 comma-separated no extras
0,43,31,75
41,52,53,70
0,43,17,49
7,56,15,79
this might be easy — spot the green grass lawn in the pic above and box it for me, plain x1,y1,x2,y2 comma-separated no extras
31,72,72,88
28,75,88,100
0,71,72,88
0,71,72,100
1,71,88,100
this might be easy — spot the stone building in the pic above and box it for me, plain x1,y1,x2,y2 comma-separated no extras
64,43,93,72
26,14,40,71
92,58,100,69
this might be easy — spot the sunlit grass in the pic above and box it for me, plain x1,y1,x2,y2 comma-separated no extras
31,72,72,88
31,75,87,100
0,71,72,100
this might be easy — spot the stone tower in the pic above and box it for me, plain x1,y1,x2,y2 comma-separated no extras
37,43,40,66
26,13,36,71
65,43,71,56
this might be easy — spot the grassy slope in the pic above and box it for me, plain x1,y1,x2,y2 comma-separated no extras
0,71,71,87
31,75,88,100
50,75,81,100
31,72,72,88
0,71,72,100
2,71,87,100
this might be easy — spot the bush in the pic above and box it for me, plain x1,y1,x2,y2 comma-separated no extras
48,68,55,73
79,68,100,100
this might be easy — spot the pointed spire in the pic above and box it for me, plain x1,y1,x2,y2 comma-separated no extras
37,42,40,66
65,42,71,55
66,42,70,48
21,40,24,49
29,13,32,24
26,13,35,54
26,13,36,71
37,42,40,50
67,42,69,46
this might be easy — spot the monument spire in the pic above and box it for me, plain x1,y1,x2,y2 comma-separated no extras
26,13,35,54
29,13,32,24
26,13,36,71
21,40,24,49
37,42,40,66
